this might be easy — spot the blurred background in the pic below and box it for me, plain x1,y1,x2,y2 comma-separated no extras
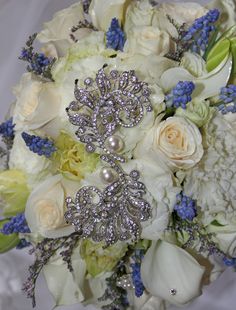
0,1,236,309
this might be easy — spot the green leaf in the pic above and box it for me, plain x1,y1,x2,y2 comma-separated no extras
203,27,219,60
210,220,225,227
230,38,236,75
206,38,231,72
217,25,236,41
0,220,19,253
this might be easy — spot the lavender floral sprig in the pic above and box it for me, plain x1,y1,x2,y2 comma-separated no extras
131,250,145,298
23,233,80,307
182,9,220,54
0,117,15,149
106,18,126,51
166,9,220,61
165,81,195,109
22,132,56,158
19,33,56,81
168,217,236,267
218,85,236,114
1,213,30,235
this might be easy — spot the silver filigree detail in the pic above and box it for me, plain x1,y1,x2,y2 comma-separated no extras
65,155,152,246
66,65,152,163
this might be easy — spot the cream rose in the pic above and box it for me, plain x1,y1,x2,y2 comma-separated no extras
25,174,76,238
37,3,88,56
12,73,60,131
155,117,203,169
124,26,171,56
89,0,130,31
135,116,203,170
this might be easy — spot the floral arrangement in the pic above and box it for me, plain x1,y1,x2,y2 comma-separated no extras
1,0,236,309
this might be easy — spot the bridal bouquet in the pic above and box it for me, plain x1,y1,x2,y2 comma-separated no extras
1,0,236,309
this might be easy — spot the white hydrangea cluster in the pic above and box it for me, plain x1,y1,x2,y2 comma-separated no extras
183,114,236,225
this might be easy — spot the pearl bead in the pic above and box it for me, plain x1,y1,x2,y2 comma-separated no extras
100,167,118,184
105,135,124,153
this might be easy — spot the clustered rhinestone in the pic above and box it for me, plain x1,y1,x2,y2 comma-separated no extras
65,65,153,246
65,155,152,245
66,65,152,162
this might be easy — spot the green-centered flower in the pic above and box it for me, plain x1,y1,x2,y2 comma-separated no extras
0,169,29,217
53,131,99,181
80,240,128,277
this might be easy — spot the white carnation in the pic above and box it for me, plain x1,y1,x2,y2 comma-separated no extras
183,114,236,224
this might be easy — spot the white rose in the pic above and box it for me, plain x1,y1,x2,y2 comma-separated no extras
156,2,207,26
124,0,154,32
9,132,51,188
141,241,205,306
12,73,60,131
124,26,171,56
135,116,203,171
25,174,76,238
89,0,130,31
37,3,88,56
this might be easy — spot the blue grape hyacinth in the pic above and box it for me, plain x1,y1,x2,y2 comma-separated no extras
131,250,145,298
174,192,197,221
0,117,15,140
106,18,126,51
22,132,56,158
166,81,195,109
218,85,236,114
1,213,30,235
182,9,220,54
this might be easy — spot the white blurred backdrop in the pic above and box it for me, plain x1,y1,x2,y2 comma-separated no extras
0,1,236,310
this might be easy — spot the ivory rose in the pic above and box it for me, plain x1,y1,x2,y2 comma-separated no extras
135,116,203,171
25,174,76,238
37,2,88,56
12,73,60,131
124,26,171,56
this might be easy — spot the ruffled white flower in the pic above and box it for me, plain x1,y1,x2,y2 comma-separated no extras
25,174,79,238
9,132,51,188
12,73,60,131
37,2,88,56
183,114,236,225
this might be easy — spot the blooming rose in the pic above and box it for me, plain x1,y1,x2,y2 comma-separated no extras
135,116,203,170
124,26,172,56
25,174,76,238
89,0,130,31
12,73,60,131
37,3,89,56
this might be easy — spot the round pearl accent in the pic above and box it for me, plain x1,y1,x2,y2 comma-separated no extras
100,167,118,184
105,135,124,153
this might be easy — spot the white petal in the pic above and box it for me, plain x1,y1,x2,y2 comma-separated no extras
141,241,205,305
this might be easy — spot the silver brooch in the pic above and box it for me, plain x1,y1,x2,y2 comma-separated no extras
65,155,152,245
66,65,152,163
65,66,153,246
